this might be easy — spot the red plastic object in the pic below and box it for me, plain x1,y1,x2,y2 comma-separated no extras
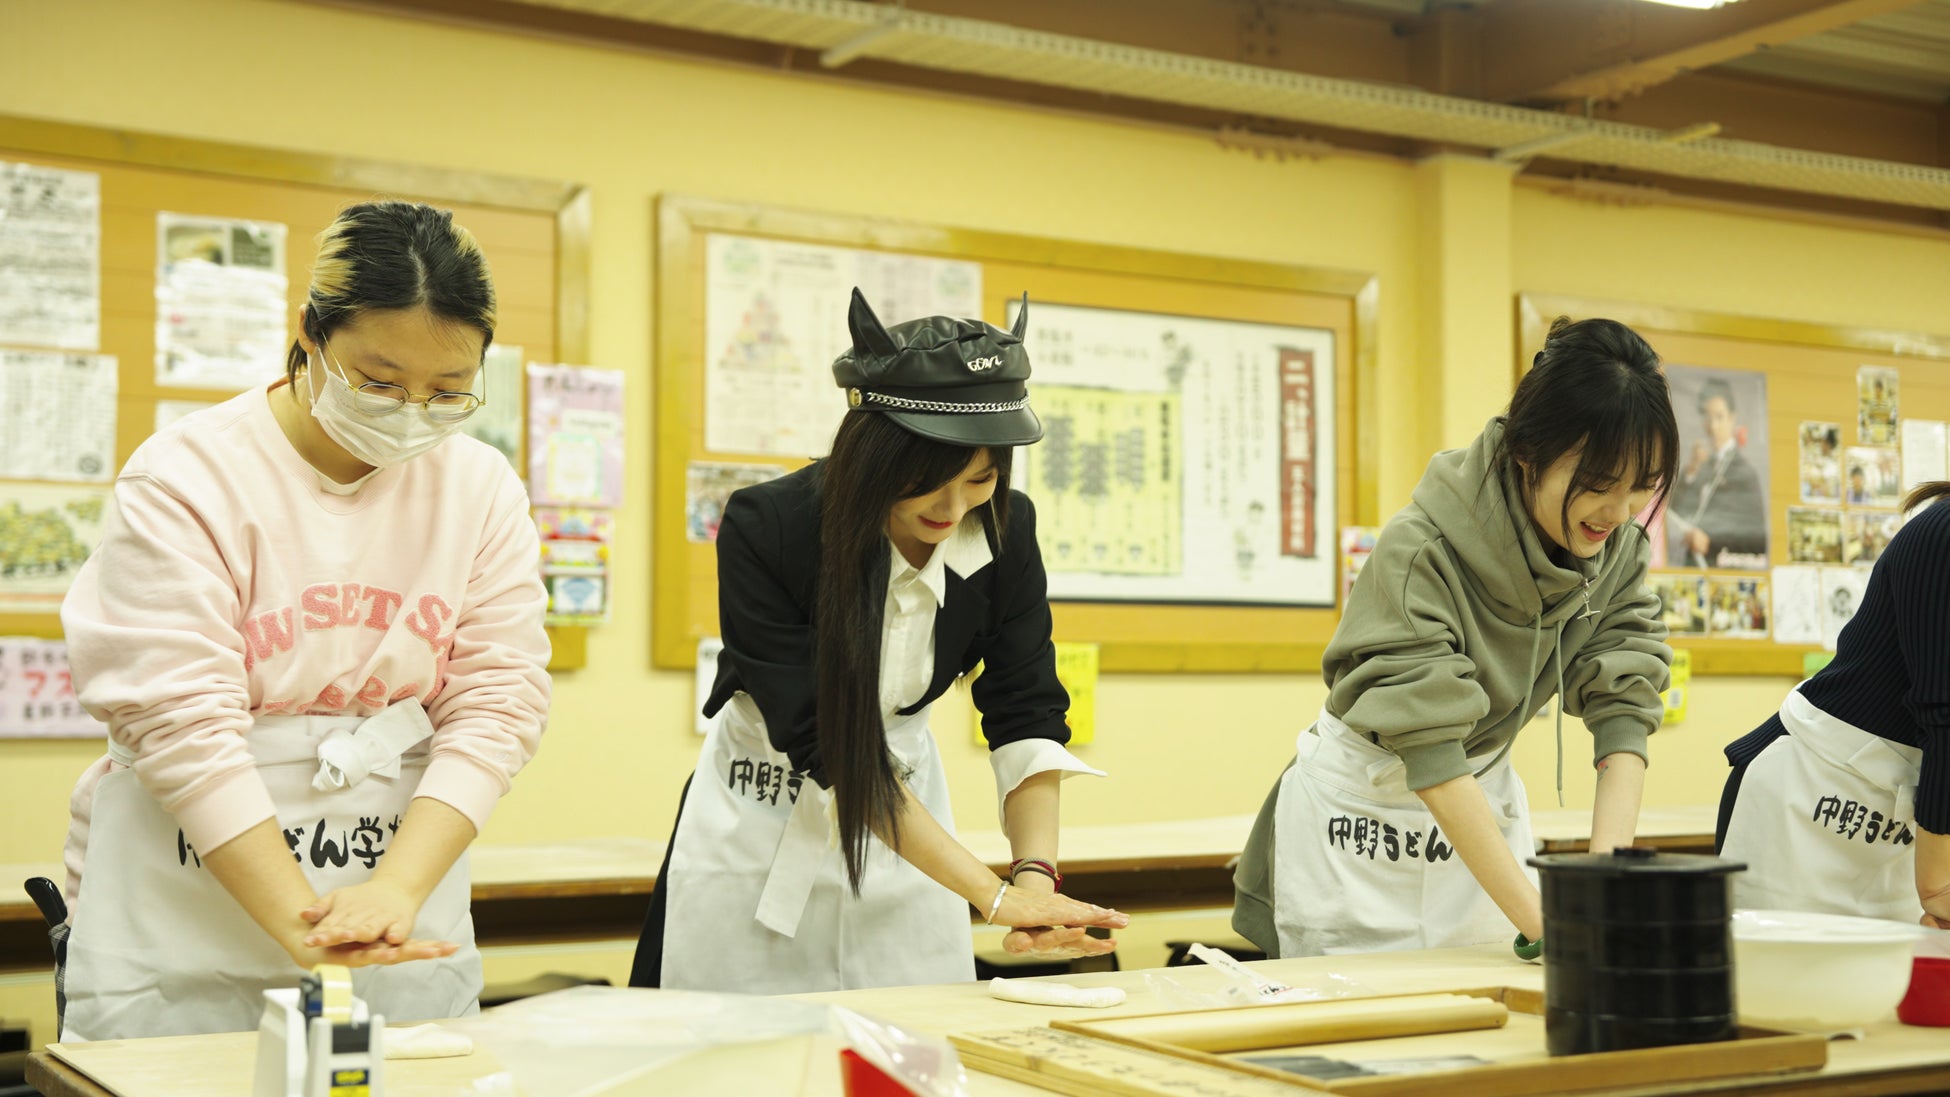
1897,956,1950,1027
839,1048,916,1096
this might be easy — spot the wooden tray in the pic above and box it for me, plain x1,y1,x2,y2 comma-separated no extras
951,986,1828,1097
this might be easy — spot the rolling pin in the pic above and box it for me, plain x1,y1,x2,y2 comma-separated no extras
1067,992,1507,1052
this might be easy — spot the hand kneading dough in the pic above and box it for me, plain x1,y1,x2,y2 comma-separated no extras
385,1023,476,1059
988,977,1126,1008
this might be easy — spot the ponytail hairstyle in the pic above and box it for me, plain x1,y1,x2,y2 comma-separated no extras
285,201,496,388
817,410,1013,893
1494,317,1680,539
1904,481,1950,512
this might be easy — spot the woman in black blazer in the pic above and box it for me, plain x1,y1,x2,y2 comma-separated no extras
632,290,1126,993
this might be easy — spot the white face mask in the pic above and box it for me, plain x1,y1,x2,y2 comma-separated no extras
307,347,465,468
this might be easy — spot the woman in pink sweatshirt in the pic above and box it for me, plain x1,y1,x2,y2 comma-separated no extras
56,201,550,1041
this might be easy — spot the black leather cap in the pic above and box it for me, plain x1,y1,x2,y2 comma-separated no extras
831,287,1043,447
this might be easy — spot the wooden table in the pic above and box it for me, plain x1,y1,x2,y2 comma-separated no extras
1530,805,1720,855
2,809,1722,970
27,945,1950,1096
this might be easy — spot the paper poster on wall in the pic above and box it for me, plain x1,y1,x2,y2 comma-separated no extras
1647,575,1707,635
535,506,612,627
702,234,981,458
1053,641,1100,746
0,483,111,612
526,364,624,508
1857,365,1899,445
1796,421,1842,505
1660,649,1691,725
1844,511,1900,566
1770,565,1821,646
0,637,105,739
1786,506,1844,564
1843,446,1901,508
1658,364,1769,570
0,350,117,481
686,461,787,543
1339,526,1379,604
1819,566,1869,651
461,343,523,469
1010,302,1337,606
0,161,100,350
1705,577,1768,638
1899,419,1946,506
1648,575,1708,636
154,212,289,390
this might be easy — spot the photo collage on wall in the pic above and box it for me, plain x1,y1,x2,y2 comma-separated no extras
1647,361,1945,650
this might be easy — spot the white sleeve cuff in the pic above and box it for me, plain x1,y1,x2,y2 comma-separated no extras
989,738,1106,826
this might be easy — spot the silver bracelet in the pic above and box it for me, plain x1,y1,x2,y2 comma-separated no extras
984,879,1009,925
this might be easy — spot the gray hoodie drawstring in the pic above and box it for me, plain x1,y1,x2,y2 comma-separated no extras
1528,609,1569,807
1553,617,1568,808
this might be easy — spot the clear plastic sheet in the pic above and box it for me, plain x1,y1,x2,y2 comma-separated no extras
441,986,970,1096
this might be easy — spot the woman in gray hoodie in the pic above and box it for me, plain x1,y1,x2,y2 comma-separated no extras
1234,317,1679,959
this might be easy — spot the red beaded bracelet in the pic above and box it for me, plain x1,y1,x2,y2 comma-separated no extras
1009,857,1062,891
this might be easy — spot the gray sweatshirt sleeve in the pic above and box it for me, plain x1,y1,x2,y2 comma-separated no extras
1331,542,1493,791
1560,533,1672,765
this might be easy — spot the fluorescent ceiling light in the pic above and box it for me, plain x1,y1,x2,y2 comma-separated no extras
1638,0,1741,8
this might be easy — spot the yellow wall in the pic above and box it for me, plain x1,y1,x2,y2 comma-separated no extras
3,0,1949,875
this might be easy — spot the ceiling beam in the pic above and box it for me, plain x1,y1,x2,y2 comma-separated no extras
1474,0,1927,104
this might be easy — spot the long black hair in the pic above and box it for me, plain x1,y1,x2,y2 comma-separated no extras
1495,316,1680,543
818,410,1014,892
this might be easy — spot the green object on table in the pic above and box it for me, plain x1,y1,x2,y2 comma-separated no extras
1513,932,1544,962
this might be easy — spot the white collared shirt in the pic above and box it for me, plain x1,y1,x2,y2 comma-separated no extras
879,515,993,716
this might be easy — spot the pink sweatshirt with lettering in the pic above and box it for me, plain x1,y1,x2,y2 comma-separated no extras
60,382,550,908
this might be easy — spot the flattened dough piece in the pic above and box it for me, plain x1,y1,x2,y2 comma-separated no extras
988,977,1126,1008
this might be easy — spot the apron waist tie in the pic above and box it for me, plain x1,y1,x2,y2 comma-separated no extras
754,784,838,939
312,701,435,791
102,702,436,791
745,706,926,940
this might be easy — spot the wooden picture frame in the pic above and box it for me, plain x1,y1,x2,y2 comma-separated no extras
654,194,1380,672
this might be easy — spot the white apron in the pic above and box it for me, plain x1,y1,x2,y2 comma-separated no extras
1721,688,1924,923
1272,707,1535,957
61,702,480,1042
660,694,972,993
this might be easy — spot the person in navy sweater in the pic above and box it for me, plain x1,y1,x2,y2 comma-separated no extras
1717,481,1950,928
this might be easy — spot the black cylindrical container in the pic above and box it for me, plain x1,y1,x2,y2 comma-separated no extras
1529,848,1745,1057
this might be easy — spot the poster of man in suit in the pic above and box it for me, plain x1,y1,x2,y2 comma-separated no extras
1659,365,1771,570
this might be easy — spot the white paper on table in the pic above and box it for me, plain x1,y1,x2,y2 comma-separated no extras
154,212,289,390
1900,419,1946,511
0,349,117,481
703,234,981,458
1818,566,1870,652
0,161,100,350
695,636,723,735
1770,565,1822,646
0,637,107,739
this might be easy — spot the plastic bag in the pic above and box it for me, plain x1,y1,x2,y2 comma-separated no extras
1142,942,1372,1008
